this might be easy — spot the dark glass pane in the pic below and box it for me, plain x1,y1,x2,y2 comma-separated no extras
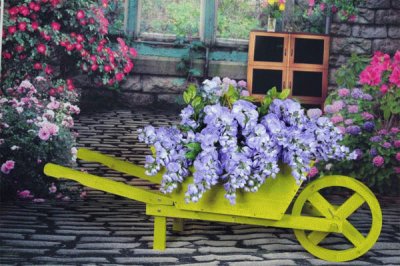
294,38,324,65
254,36,284,62
292,71,322,97
302,104,322,109
252,69,282,94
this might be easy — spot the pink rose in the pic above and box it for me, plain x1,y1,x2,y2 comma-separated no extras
1,160,15,174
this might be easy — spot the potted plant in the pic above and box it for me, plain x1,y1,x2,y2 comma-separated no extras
261,0,286,32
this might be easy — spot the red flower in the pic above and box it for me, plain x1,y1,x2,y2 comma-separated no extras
104,65,112,72
67,84,75,91
28,2,40,11
76,34,84,43
40,32,51,41
2,52,12,60
49,88,57,96
75,43,83,51
15,45,25,53
70,32,77,38
57,86,64,93
90,55,97,62
19,54,27,60
8,7,19,16
34,62,43,70
76,10,85,20
37,43,47,54
129,48,138,57
66,79,73,85
380,84,388,94
31,21,39,31
51,21,61,31
66,43,75,52
45,65,53,75
79,19,87,26
80,50,89,57
108,78,115,85
50,0,60,7
91,64,98,71
8,26,17,35
88,18,95,24
115,73,125,81
19,5,30,16
18,22,27,31
389,66,400,87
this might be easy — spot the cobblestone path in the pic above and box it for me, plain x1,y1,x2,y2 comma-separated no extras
1,108,399,265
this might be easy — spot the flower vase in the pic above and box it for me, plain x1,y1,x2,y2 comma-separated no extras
267,17,276,32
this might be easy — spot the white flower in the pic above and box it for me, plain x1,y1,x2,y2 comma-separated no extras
16,107,23,113
325,163,333,171
11,145,20,150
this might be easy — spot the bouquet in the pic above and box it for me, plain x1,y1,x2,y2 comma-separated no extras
138,77,355,204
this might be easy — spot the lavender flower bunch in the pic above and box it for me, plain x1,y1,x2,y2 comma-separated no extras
138,77,354,204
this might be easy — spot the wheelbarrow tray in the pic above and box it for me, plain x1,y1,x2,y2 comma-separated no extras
170,163,300,220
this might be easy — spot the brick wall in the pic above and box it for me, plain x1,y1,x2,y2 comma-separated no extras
328,0,400,88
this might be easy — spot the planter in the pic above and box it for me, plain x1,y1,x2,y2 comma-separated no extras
267,17,276,32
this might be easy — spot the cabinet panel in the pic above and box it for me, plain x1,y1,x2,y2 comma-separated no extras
294,38,324,65
248,31,288,67
292,71,323,97
248,67,286,96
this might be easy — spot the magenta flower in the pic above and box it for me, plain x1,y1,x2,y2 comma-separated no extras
330,115,343,124
390,127,399,134
382,142,392,149
18,190,34,199
362,112,374,120
372,156,384,167
347,105,359,113
344,119,353,125
1,160,15,174
307,166,319,178
395,167,400,174
396,152,400,162
394,140,400,148
338,88,350,97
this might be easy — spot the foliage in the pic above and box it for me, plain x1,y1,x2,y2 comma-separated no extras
335,53,370,89
304,0,362,21
0,78,82,201
1,0,137,89
262,0,286,20
138,77,354,204
319,51,400,195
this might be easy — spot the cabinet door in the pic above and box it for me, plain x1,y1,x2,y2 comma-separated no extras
248,32,289,67
288,68,328,105
247,66,287,99
289,34,330,68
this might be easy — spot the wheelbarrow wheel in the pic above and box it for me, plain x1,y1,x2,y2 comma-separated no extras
292,175,382,262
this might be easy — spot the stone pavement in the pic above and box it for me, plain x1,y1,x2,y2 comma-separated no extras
1,108,400,265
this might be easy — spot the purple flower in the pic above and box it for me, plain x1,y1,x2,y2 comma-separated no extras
372,156,384,167
370,136,382,142
332,100,345,111
378,129,388,135
362,122,375,132
351,88,363,99
394,140,400,148
307,108,322,119
238,80,247,87
396,152,400,162
382,142,392,149
390,127,399,134
354,149,363,160
346,126,361,135
369,148,378,156
362,93,373,101
330,115,343,124
324,104,335,114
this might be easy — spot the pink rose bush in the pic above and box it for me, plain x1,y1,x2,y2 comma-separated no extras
319,51,400,194
0,78,81,201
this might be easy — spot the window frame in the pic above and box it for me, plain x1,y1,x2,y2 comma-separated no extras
125,0,251,48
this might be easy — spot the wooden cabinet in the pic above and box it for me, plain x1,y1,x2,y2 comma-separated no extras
247,31,330,106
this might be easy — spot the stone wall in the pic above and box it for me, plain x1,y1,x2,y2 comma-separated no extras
329,0,400,88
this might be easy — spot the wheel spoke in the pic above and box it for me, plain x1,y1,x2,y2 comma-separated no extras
342,220,365,248
307,192,335,218
307,231,330,245
336,193,365,219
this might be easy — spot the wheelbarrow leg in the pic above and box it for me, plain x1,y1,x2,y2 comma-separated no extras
153,216,167,250
172,218,184,232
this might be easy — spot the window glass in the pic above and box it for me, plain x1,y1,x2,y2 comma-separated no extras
140,0,201,38
106,0,127,34
292,71,323,97
217,0,262,40
254,36,285,63
252,69,283,95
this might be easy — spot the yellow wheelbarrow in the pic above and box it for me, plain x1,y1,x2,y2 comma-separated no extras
44,148,382,262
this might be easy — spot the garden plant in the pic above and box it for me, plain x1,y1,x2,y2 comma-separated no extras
0,0,137,200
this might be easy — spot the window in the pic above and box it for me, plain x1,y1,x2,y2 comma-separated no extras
216,0,262,41
138,0,201,40
107,0,128,34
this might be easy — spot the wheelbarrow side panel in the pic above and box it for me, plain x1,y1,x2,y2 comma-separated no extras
170,163,301,220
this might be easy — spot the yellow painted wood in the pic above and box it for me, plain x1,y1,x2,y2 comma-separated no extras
146,204,342,233
170,163,301,220
153,216,167,250
77,148,163,184
172,218,184,232
292,175,382,262
44,163,173,205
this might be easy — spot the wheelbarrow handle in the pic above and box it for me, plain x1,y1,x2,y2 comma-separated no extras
44,163,173,205
77,148,163,185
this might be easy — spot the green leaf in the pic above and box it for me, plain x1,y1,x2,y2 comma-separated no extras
183,91,191,104
278,89,290,99
191,96,202,108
